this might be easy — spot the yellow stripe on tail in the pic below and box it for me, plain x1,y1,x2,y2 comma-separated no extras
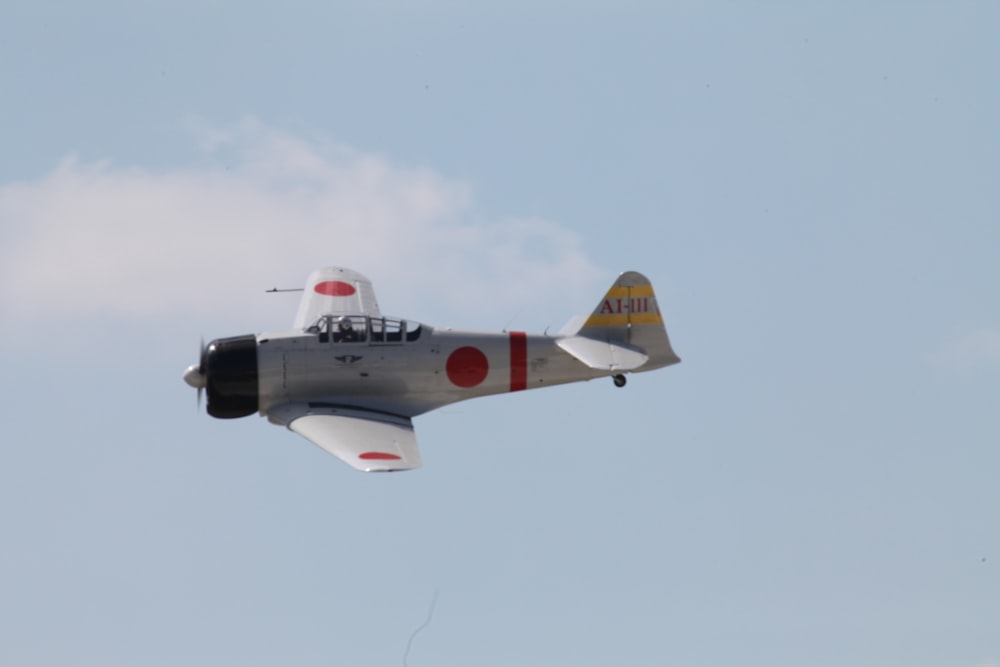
583,274,663,328
568,271,680,371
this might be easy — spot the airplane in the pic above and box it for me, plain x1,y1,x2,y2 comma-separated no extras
183,267,681,472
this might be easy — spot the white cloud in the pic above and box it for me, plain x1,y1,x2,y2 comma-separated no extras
0,118,606,338
931,327,1000,371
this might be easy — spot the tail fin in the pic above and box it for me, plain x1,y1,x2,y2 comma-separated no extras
559,271,680,371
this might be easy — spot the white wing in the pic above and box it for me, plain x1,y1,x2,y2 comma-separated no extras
293,266,382,329
267,403,421,472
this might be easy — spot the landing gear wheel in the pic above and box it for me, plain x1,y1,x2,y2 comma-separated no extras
613,374,627,388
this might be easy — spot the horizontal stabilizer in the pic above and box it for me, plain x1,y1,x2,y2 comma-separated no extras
557,335,649,371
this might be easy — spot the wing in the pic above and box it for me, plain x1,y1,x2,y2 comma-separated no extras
293,266,382,329
267,403,422,472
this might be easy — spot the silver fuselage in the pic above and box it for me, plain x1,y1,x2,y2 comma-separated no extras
256,324,627,419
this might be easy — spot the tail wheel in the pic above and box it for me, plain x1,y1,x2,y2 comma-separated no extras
613,374,627,388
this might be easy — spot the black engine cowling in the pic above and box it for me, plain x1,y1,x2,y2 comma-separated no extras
204,335,259,419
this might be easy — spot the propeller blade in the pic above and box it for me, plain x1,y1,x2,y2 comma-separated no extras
184,337,208,412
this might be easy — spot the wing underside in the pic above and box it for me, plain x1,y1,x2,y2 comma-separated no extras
268,403,421,472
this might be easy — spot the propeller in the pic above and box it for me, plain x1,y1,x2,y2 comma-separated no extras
182,333,257,419
183,337,208,410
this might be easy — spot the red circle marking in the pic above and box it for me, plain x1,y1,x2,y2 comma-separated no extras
314,280,356,296
447,347,490,388
359,452,401,460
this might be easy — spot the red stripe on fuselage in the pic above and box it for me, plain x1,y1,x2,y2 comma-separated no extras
509,331,527,392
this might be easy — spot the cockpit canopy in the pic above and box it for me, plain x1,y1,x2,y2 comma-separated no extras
304,314,422,344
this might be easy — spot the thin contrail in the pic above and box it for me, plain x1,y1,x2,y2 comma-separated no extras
403,589,439,667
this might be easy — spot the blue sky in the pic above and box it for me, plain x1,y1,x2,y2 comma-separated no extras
1,2,998,666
